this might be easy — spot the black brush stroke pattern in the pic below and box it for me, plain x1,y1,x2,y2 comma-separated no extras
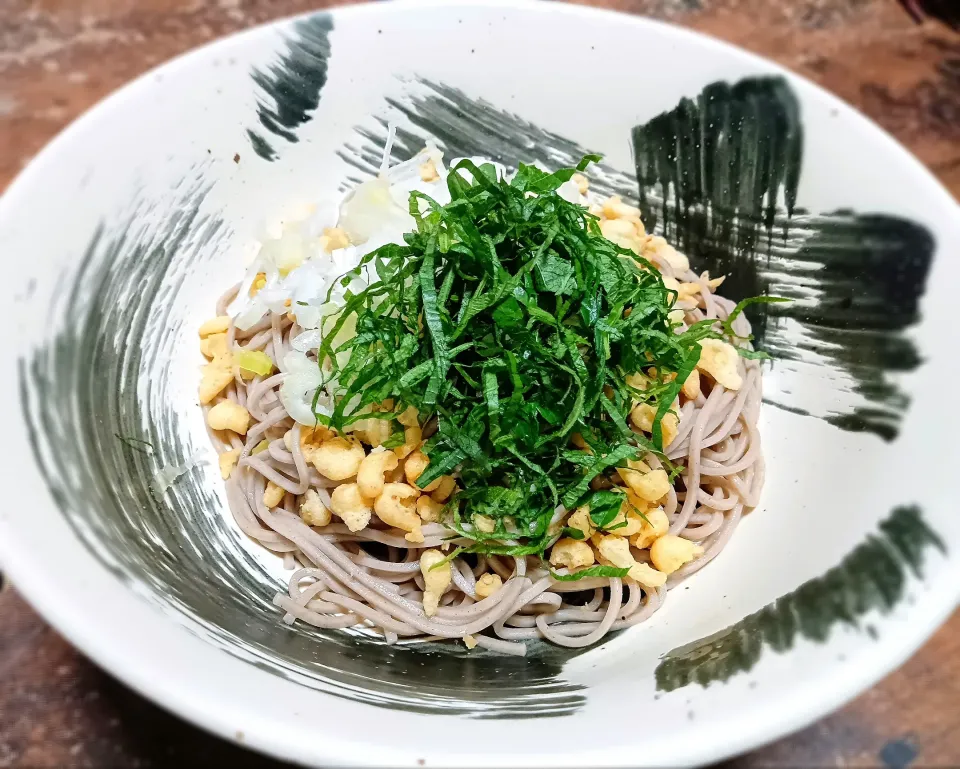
655,505,946,692
20,175,585,717
339,79,638,199
634,77,803,235
632,76,935,441
246,13,333,161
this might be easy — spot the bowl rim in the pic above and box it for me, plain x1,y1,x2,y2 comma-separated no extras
1,0,958,766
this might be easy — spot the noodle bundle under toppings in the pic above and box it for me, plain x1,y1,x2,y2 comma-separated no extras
310,157,767,569
200,150,769,651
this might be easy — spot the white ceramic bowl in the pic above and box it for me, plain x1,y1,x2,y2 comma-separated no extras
1,1,958,766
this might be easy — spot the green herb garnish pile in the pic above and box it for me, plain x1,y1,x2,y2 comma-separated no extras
315,157,744,560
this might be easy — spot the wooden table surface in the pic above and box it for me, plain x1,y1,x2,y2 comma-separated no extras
1,0,958,766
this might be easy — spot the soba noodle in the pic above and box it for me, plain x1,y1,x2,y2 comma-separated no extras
203,244,764,654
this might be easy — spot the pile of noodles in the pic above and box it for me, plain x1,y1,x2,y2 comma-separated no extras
205,244,764,655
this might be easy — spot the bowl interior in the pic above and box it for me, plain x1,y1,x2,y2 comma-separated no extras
2,2,959,766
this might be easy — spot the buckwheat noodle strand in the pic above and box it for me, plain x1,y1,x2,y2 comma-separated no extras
206,255,763,653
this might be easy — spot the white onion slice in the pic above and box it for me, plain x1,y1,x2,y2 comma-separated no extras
291,329,323,352
557,179,582,204
279,351,330,425
154,451,206,495
339,177,413,245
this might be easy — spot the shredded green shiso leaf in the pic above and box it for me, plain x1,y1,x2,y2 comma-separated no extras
550,564,630,581
313,156,757,564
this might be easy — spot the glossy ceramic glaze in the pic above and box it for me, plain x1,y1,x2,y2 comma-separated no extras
0,1,958,766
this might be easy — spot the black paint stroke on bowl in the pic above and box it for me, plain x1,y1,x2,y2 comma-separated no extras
338,79,637,200
246,13,333,162
761,212,933,440
19,173,585,718
655,505,946,692
632,76,936,442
